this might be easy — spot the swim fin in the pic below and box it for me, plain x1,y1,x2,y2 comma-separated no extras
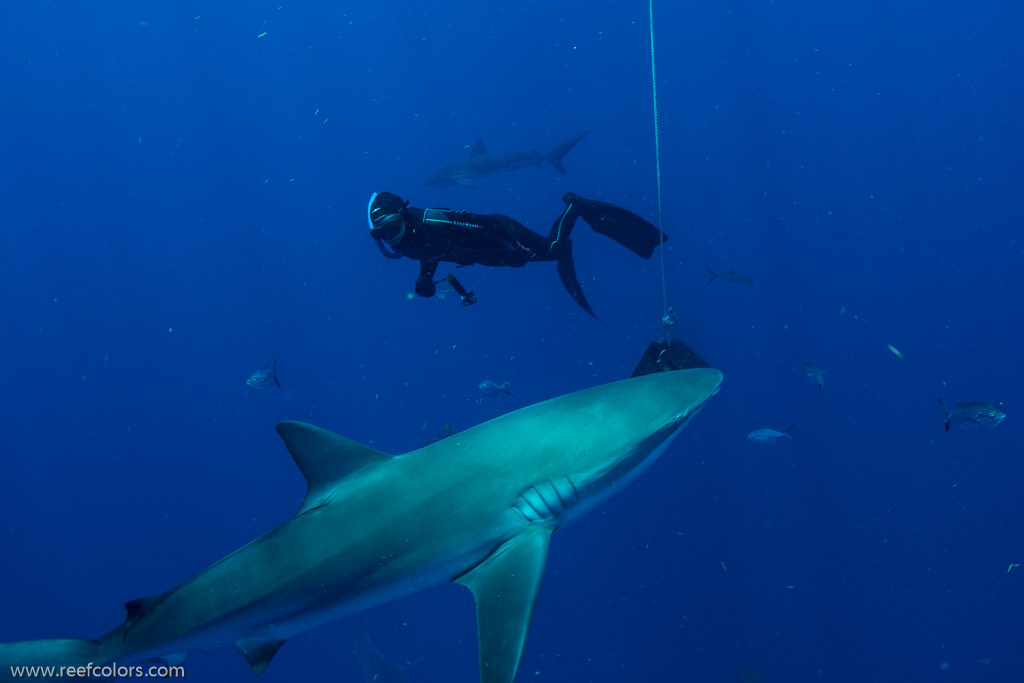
563,192,667,259
555,239,600,321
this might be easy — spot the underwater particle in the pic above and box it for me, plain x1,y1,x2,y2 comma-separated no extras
887,343,903,359
257,31,267,38
720,560,728,571
1009,563,1020,573
168,327,173,333
406,292,415,301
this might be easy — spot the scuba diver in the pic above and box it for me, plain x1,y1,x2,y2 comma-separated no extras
367,191,667,318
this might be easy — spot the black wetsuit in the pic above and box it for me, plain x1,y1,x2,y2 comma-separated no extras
383,206,565,297
371,193,665,316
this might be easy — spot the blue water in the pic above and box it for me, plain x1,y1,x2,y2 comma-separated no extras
2,2,1021,682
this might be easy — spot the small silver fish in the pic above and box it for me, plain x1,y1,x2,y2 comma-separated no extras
706,268,754,286
803,362,825,392
938,399,1005,432
246,360,281,391
478,377,513,398
422,423,454,447
747,424,796,443
355,616,410,683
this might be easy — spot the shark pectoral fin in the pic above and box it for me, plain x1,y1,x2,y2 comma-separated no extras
455,525,554,683
275,421,393,515
233,638,286,676
469,139,487,156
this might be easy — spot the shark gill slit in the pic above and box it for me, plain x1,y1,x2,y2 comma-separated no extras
513,476,579,522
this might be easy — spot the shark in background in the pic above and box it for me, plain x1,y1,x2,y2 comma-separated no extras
423,132,589,188
0,368,722,683
355,617,411,683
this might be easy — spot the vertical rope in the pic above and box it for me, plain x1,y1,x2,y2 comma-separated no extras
649,0,672,340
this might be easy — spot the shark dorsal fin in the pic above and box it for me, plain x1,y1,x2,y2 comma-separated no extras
455,525,553,683
275,421,392,514
469,139,486,157
233,637,286,676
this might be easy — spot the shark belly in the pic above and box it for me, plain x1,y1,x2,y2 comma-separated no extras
113,478,528,663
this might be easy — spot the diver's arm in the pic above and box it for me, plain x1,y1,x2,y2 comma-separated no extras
415,261,438,297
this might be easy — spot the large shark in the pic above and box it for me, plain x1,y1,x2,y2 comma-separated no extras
422,131,589,187
0,368,722,683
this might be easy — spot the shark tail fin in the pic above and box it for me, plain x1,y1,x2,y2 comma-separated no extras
0,638,107,680
555,239,602,322
938,398,951,431
706,269,719,284
545,131,590,174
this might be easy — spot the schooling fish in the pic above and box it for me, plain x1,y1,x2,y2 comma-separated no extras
938,399,1005,432
478,377,513,398
706,269,754,286
747,424,796,444
246,360,281,391
803,363,825,392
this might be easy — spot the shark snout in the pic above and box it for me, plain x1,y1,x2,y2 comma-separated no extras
662,368,722,428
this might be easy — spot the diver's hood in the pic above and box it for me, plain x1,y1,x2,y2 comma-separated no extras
367,192,407,245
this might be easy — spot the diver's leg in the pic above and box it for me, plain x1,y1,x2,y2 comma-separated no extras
561,192,667,259
491,215,550,259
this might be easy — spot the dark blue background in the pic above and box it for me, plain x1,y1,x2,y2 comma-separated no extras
2,1,1021,681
